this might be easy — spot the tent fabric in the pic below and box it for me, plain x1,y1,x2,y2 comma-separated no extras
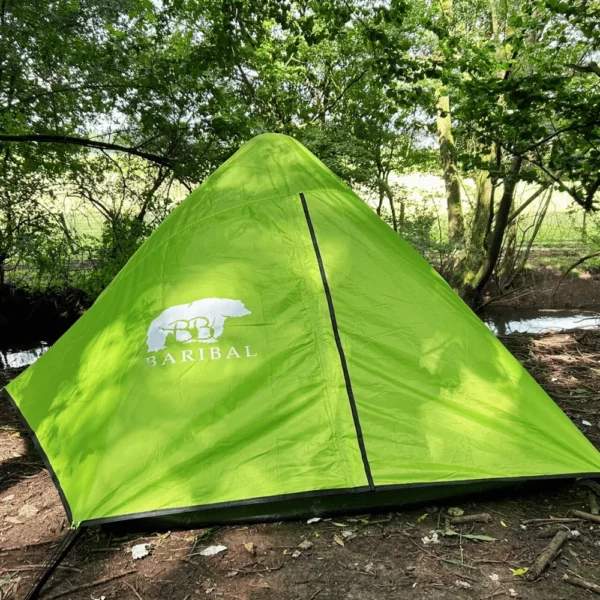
5,133,600,528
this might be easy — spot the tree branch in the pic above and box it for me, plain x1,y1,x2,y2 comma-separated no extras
552,251,600,298
568,62,600,77
0,134,174,167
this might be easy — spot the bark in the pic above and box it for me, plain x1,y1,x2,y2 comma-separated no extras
469,168,493,257
527,530,569,580
461,156,522,304
436,89,464,243
563,574,600,595
384,182,399,231
503,186,553,289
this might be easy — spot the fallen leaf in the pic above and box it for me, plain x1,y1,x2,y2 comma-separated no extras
422,532,440,545
454,580,471,589
307,517,321,524
299,540,313,550
500,520,507,527
333,534,345,546
131,543,152,560
447,507,464,517
199,545,227,557
417,513,428,522
1,494,15,503
511,567,528,577
332,522,347,527
244,542,255,554
292,550,301,558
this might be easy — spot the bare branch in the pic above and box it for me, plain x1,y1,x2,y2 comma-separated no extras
0,134,175,167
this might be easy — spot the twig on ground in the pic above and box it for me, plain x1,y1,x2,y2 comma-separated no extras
123,581,144,600
0,540,59,553
449,513,491,525
521,518,581,525
0,564,81,573
527,530,569,580
572,509,600,524
563,573,600,595
43,569,137,600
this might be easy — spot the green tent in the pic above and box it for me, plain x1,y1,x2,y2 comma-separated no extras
5,133,600,528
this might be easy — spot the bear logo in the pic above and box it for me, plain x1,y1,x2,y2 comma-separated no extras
147,298,251,352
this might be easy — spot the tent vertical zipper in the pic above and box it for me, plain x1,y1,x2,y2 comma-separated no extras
299,192,375,490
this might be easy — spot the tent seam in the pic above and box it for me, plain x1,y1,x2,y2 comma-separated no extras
299,192,375,490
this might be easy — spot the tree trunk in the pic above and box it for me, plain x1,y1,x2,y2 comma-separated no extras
469,168,493,258
436,89,464,244
384,180,399,231
462,156,523,305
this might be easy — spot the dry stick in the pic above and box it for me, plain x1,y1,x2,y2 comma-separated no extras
42,570,137,600
572,509,600,524
123,581,144,600
527,530,570,580
0,565,81,573
521,518,580,525
589,494,599,516
449,513,491,525
563,573,600,595
0,540,59,553
552,252,600,298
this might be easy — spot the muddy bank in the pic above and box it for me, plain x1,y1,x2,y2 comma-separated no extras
1,329,599,600
485,267,600,309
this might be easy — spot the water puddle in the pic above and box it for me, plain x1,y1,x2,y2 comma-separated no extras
0,342,50,369
483,308,600,336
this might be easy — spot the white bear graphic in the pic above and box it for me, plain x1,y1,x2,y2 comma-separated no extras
147,298,251,352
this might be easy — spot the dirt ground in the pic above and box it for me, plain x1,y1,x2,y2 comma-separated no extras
1,330,600,600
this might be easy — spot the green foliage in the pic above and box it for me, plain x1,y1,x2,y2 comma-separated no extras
80,217,152,298
1,0,599,303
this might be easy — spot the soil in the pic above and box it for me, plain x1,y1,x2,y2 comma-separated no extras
1,330,600,600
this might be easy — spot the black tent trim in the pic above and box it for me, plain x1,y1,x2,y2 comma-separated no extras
80,471,600,527
299,192,375,489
